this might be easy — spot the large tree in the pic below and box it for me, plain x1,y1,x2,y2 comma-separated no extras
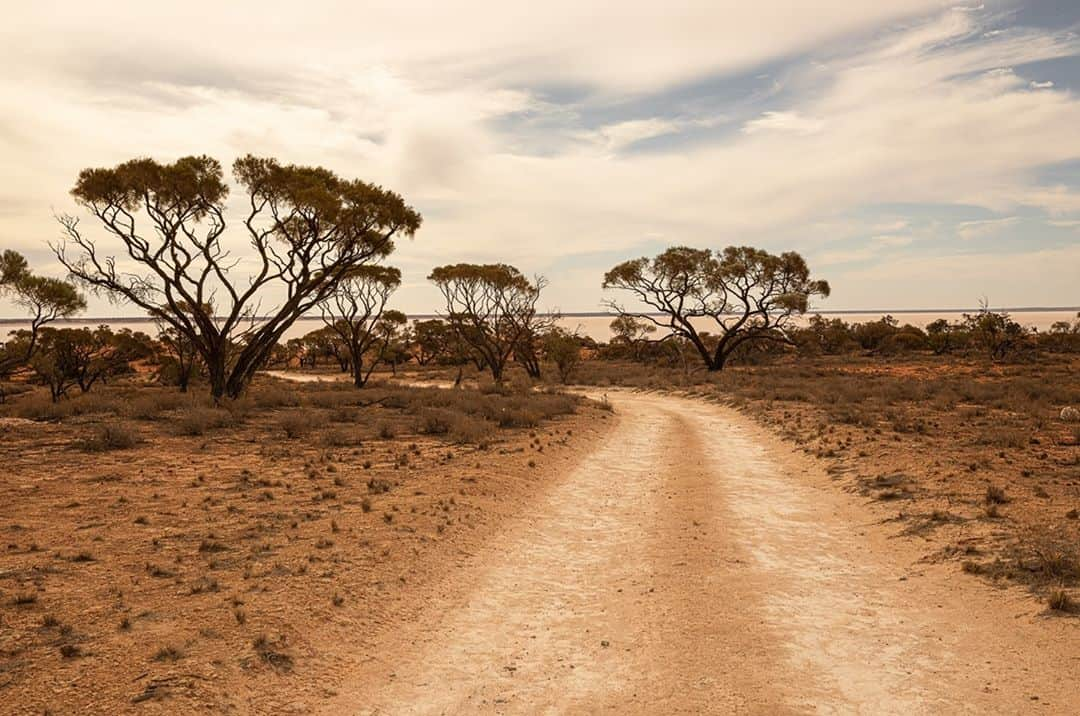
602,246,829,371
428,264,545,384
319,265,402,387
0,250,86,397
54,155,421,400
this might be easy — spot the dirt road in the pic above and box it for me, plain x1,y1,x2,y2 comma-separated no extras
328,391,1078,714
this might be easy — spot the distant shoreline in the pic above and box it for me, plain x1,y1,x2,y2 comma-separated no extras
2,306,1078,324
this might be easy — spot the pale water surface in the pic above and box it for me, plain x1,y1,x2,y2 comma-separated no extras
2,310,1077,342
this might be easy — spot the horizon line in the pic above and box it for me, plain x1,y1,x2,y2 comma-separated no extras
1,306,1078,324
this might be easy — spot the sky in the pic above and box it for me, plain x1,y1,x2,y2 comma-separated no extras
1,0,1079,318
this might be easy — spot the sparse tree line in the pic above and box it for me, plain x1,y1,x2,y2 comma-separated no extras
0,155,584,402
600,305,1080,370
1,154,1077,405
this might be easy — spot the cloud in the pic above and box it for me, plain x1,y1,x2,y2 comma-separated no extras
872,235,915,248
1031,80,1055,89
1,2,948,94
2,2,1080,316
742,111,825,136
814,233,915,266
956,217,1020,240
583,116,726,152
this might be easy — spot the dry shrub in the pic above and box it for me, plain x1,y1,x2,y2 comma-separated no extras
978,426,1029,449
985,485,1008,504
322,427,362,447
280,411,318,439
12,390,124,421
414,407,489,444
77,421,141,451
174,407,235,436
123,390,191,420
250,383,302,410
305,389,357,409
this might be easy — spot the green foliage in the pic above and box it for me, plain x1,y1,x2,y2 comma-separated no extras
0,251,86,397
56,154,421,400
428,263,546,382
603,245,829,370
543,328,584,383
29,326,141,401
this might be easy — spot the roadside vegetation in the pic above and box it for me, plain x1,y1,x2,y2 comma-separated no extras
572,310,1080,610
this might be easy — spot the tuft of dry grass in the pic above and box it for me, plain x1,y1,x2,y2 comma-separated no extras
253,634,293,672
1047,589,1074,612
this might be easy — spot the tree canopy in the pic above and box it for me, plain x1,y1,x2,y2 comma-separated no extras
320,264,403,387
428,263,545,383
603,245,829,370
55,155,421,399
0,251,86,395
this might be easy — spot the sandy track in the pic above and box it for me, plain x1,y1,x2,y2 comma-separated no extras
328,391,1078,714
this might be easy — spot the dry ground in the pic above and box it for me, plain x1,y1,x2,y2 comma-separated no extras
330,389,1079,713
2,357,1078,713
574,354,1080,605
0,377,603,713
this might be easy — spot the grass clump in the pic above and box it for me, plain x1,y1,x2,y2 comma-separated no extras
1048,589,1074,612
253,634,293,672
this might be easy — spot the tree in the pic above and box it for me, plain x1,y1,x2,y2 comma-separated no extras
296,325,349,371
157,325,201,391
963,300,1027,361
0,251,86,400
852,315,899,351
411,319,453,366
29,326,139,401
428,264,545,383
543,328,584,383
602,246,829,371
794,315,857,356
375,309,410,376
320,265,402,387
607,314,657,360
512,306,558,379
55,155,421,400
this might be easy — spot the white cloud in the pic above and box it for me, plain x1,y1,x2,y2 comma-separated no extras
742,111,825,136
2,2,1080,315
586,116,725,153
956,217,1020,240
1031,80,1055,89
872,235,915,248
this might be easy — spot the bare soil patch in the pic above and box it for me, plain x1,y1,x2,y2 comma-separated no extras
574,355,1080,607
0,377,604,713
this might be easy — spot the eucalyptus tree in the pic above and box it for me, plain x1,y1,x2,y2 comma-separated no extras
319,265,402,387
411,318,452,366
428,263,545,384
603,246,829,370
0,250,86,399
54,155,421,400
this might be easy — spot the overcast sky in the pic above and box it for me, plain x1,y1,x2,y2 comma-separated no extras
2,0,1079,317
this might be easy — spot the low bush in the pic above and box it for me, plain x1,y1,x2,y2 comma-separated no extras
174,407,235,436
77,421,141,451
